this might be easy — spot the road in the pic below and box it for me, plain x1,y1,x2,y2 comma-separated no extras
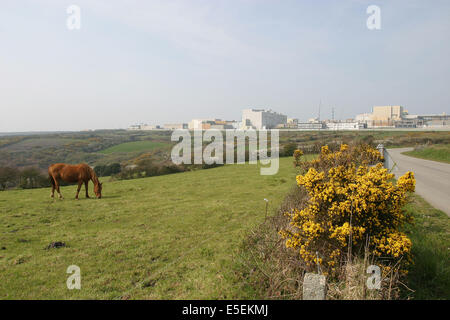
387,148,450,217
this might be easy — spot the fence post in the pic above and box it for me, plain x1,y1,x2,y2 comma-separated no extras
303,273,327,300
377,144,388,169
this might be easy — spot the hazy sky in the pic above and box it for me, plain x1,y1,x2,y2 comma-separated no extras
1,0,449,132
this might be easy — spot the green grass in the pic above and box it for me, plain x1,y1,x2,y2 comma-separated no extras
0,157,299,299
403,194,450,300
403,144,450,164
2,138,85,151
1,155,448,300
99,141,171,154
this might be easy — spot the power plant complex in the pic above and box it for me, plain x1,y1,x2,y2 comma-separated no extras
128,105,449,131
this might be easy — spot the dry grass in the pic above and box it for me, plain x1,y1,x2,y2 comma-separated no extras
234,186,308,299
327,254,405,300
235,182,407,300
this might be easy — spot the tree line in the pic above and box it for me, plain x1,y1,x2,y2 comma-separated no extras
0,167,51,190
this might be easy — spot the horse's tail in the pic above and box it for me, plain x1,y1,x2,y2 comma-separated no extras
49,174,56,186
48,165,56,186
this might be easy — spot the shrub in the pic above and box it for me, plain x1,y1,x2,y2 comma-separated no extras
19,167,51,189
0,167,20,190
297,144,383,171
293,149,303,167
94,163,122,177
281,144,416,276
94,165,107,177
114,155,186,180
283,142,298,157
0,166,50,190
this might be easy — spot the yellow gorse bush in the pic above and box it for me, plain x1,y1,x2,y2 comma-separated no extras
293,149,303,167
283,144,415,274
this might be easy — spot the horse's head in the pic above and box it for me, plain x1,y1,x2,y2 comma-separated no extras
94,182,103,199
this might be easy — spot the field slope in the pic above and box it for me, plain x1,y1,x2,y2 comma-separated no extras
99,141,171,154
0,158,297,299
403,144,450,164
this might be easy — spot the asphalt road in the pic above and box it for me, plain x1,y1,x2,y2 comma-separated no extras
387,148,450,217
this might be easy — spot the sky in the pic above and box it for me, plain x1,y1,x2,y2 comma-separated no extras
1,0,449,132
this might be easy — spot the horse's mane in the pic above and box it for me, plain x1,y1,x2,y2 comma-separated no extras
87,165,99,184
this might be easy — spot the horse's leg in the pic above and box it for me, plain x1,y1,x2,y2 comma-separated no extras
50,176,55,198
75,181,82,200
85,181,90,198
55,180,63,199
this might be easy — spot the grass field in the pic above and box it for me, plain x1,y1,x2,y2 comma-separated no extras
403,195,450,299
0,157,300,299
2,138,84,151
1,155,448,299
99,140,171,154
403,144,450,164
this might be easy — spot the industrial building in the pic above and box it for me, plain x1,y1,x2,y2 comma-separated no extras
419,114,450,127
326,121,366,130
164,123,188,130
128,106,449,132
242,109,287,129
297,122,326,130
355,106,405,127
188,119,236,130
127,124,161,130
356,106,449,128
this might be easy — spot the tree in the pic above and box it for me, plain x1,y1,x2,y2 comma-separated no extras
283,142,298,157
108,163,121,175
94,165,107,177
19,167,49,189
0,167,20,190
94,163,121,177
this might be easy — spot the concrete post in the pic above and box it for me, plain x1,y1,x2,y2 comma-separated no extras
377,144,388,169
303,273,327,300
376,143,384,157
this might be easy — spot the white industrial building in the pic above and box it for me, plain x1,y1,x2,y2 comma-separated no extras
326,122,366,130
164,123,188,130
127,123,161,130
242,108,287,129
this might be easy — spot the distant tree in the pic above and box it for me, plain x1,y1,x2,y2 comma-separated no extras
283,142,298,157
0,167,20,190
19,167,49,189
94,163,121,177
94,165,107,177
108,163,121,175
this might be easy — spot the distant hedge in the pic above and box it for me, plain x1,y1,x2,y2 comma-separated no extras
94,163,121,177
0,166,51,190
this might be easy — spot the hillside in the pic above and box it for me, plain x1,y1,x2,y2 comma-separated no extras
2,130,450,171
0,157,298,299
99,141,171,154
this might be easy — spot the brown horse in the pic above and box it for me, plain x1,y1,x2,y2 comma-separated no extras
48,163,102,199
